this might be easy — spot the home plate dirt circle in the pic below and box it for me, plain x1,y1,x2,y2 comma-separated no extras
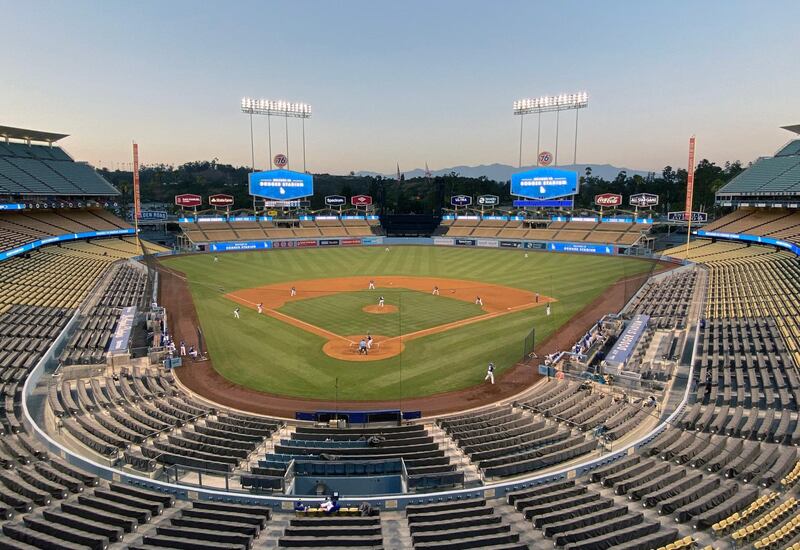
322,335,403,361
362,304,398,314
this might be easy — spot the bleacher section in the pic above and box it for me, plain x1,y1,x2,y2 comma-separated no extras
442,217,647,245
180,217,379,244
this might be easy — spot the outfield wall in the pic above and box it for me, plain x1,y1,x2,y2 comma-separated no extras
189,235,635,256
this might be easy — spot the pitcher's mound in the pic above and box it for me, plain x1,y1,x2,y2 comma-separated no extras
322,335,403,361
363,304,398,314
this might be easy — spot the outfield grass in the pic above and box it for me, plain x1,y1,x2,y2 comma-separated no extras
163,246,656,400
279,289,484,337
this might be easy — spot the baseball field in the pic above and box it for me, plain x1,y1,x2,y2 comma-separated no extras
161,246,657,402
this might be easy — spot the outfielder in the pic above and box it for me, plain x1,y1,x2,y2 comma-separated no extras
432,286,439,296
257,302,263,314
475,296,483,306
290,286,297,297
378,296,385,308
485,362,495,384
233,307,240,319
368,280,375,290
546,303,551,316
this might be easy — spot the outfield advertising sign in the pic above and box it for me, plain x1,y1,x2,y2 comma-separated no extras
450,195,472,207
249,169,313,200
209,241,272,252
477,195,499,206
547,242,616,255
433,237,454,246
511,168,578,199
325,195,346,207
455,238,476,246
499,241,522,248
476,239,499,248
668,211,707,223
629,193,659,208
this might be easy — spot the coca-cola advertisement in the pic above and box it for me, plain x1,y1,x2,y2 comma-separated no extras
594,193,623,207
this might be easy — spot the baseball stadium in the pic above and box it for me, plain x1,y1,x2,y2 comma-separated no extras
0,8,798,548
0,120,798,550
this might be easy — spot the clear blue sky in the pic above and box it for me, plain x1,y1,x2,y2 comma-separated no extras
1,0,797,174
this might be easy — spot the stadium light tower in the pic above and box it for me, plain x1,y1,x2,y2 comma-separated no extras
513,92,588,167
240,98,312,172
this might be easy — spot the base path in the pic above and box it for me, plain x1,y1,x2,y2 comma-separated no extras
158,260,671,418
225,276,554,362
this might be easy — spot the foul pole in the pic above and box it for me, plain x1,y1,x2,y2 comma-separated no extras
132,142,141,253
685,136,696,256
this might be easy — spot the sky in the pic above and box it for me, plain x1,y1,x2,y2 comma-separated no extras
1,0,798,175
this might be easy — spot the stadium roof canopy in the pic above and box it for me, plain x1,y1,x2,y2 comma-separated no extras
0,125,69,143
716,127,800,207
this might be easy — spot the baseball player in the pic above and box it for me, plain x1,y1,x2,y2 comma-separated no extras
233,307,240,319
366,335,373,350
290,286,297,297
179,341,186,356
475,296,483,306
432,286,439,296
257,302,263,314
535,293,540,303
485,362,495,384
378,296,385,308
368,280,375,290
546,303,551,316
213,256,218,262
524,253,528,259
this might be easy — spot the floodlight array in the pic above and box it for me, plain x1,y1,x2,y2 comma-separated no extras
513,92,588,114
241,97,312,118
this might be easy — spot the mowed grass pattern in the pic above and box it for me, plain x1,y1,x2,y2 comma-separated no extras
279,289,484,337
163,246,656,400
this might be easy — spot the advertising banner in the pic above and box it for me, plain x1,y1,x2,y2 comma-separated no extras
361,237,384,245
499,240,522,248
249,169,314,200
340,238,362,246
594,193,623,207
477,195,499,206
325,195,347,207
0,203,25,210
455,238,476,246
524,241,547,250
433,237,454,246
272,240,296,248
668,211,707,223
319,239,340,246
696,230,800,256
209,241,272,252
450,195,472,207
547,242,617,255
0,228,137,262
140,211,167,220
629,193,659,207
296,240,318,248
605,315,650,368
175,194,202,208
350,195,373,206
476,239,499,248
209,194,234,207
511,167,578,199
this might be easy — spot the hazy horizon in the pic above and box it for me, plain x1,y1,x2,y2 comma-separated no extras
2,0,798,174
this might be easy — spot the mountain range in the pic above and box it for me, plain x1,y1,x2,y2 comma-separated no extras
356,163,651,181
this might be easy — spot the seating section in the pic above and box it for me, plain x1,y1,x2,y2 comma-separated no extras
444,218,646,245
279,511,384,548
627,270,696,329
181,218,380,243
0,141,119,196
252,424,461,492
406,497,527,549
59,263,147,365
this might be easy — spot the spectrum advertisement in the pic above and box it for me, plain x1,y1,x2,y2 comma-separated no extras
511,168,579,199
248,169,314,200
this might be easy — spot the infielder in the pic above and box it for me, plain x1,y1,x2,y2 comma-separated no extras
366,335,373,350
233,307,240,319
378,296,385,308
368,280,375,290
546,303,551,316
475,296,483,306
432,286,439,296
290,286,297,297
485,362,495,384
257,302,263,314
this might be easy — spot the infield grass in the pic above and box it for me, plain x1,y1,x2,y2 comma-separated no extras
162,246,656,400
279,289,484,337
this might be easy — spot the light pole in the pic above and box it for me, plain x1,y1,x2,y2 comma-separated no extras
241,98,312,171
513,92,589,167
